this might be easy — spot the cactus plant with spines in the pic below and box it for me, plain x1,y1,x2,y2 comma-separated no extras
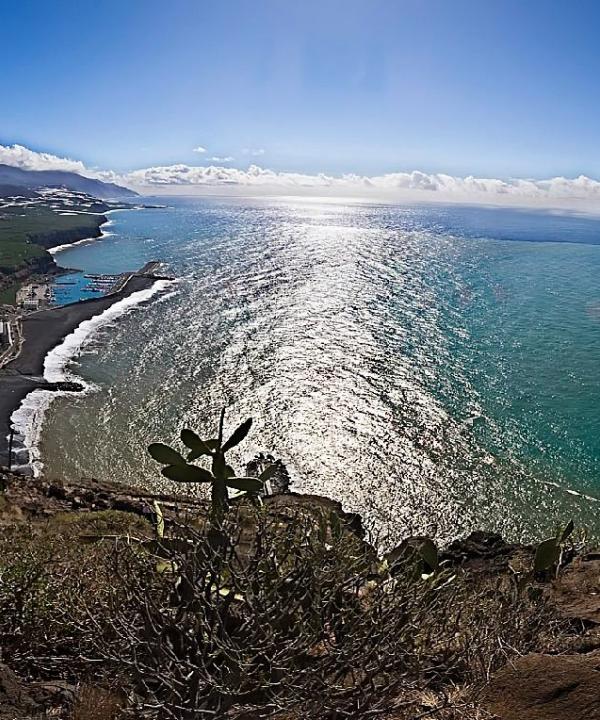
148,409,267,528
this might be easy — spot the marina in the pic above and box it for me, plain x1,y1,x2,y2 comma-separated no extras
48,264,169,308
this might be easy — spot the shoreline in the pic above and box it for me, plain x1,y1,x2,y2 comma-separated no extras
0,207,120,299
0,267,173,468
47,223,112,255
47,208,131,255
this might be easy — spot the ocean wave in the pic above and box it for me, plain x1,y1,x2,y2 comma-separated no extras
48,233,112,255
10,278,176,476
9,389,56,476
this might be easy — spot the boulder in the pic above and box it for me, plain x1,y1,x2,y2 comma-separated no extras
552,556,600,624
0,663,39,719
485,652,600,720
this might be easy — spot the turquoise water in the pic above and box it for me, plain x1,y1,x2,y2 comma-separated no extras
51,271,104,305
34,197,600,543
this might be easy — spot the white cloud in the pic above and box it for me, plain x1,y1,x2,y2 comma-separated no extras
192,146,207,153
123,162,600,211
242,148,265,156
4,142,600,212
0,143,90,175
209,156,235,162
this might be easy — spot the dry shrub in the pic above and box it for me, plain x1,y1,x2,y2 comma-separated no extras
79,507,553,720
0,505,558,719
0,510,152,679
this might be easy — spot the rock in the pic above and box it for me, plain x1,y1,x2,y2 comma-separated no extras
30,680,77,710
485,652,600,720
385,536,438,575
246,453,291,495
552,556,600,624
0,663,77,718
0,663,39,719
443,530,523,562
264,492,367,540
440,530,530,573
46,483,67,500
45,380,84,393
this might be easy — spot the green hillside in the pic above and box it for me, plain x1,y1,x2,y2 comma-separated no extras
0,206,104,268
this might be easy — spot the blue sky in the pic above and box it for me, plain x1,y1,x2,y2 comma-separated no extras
2,0,600,182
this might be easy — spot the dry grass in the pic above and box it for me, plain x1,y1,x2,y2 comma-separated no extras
70,685,125,720
0,511,152,678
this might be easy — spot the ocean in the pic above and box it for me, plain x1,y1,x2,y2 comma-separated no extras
17,196,600,543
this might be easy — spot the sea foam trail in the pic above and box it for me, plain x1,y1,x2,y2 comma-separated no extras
10,279,175,476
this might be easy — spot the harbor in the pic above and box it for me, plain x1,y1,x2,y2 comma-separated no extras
14,266,162,313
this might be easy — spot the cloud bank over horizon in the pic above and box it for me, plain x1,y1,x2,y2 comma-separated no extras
3,142,600,211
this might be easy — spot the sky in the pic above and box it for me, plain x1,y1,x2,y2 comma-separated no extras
3,0,600,206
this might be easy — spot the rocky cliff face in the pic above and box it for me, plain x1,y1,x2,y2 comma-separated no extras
0,216,106,293
26,215,105,250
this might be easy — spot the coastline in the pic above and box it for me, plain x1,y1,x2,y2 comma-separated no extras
0,269,173,469
0,207,127,299
47,221,113,255
47,208,130,255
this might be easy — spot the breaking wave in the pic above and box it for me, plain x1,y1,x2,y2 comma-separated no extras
9,279,175,476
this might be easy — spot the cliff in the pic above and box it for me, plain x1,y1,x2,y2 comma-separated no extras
25,214,106,250
0,251,58,294
0,214,108,296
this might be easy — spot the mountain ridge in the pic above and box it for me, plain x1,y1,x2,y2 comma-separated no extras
0,164,137,200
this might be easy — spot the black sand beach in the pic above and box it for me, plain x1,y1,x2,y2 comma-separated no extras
0,272,161,464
